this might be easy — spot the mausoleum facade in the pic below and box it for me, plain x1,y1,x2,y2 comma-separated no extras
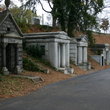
91,44,110,66
24,32,73,74
70,36,91,70
0,10,23,75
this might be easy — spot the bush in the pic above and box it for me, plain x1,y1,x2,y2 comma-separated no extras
24,45,43,58
24,45,55,69
86,30,95,47
23,58,41,72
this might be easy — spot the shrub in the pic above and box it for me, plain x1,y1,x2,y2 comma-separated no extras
23,58,41,72
24,45,55,69
24,45,43,58
86,30,95,47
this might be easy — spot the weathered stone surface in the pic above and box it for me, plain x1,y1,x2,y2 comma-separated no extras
0,10,23,74
13,75,44,83
91,43,110,66
24,31,73,74
70,35,90,70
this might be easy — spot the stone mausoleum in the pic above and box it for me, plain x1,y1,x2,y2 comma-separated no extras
0,9,23,75
91,44,110,66
70,35,91,70
24,32,73,74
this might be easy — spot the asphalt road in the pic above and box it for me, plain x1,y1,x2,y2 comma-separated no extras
1,68,110,110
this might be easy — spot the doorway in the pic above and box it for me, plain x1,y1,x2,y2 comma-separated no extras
6,44,17,73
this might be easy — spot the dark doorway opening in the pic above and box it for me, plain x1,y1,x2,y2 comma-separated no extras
6,44,17,73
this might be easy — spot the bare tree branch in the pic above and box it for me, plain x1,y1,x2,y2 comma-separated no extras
38,0,51,13
47,0,53,9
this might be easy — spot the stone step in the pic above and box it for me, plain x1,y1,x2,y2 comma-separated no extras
12,75,44,83
58,68,74,74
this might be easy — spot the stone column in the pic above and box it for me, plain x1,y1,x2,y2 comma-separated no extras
2,43,9,75
83,47,87,63
58,44,61,68
15,44,21,74
106,51,110,65
61,44,66,67
77,46,82,64
66,43,70,67
53,42,58,68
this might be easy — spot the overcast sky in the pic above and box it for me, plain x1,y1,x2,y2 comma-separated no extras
97,0,110,33
0,0,110,32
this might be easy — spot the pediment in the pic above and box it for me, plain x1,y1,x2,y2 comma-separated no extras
0,10,22,36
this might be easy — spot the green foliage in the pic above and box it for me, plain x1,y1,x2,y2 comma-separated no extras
10,7,36,24
100,18,109,33
24,45,55,69
19,0,104,45
23,57,41,72
38,25,53,32
52,0,104,37
10,6,37,32
96,50,102,55
86,30,95,47
18,23,30,33
24,45,44,58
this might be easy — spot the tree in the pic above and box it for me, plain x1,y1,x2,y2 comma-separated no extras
54,0,104,37
10,6,37,32
100,18,109,33
21,0,104,36
10,6,37,24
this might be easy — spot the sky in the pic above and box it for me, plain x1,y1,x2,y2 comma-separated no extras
0,0,110,32
97,0,110,33
0,0,52,25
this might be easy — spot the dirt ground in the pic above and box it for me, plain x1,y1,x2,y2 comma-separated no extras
0,69,72,99
0,61,110,99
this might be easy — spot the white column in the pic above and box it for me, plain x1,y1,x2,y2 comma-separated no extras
53,42,58,68
66,43,70,67
106,51,110,65
108,51,110,65
58,44,61,68
83,47,87,63
15,44,21,74
61,44,66,67
77,46,82,64
103,49,106,59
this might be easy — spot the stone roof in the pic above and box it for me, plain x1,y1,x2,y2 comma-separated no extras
4,32,23,39
75,35,88,42
0,10,7,25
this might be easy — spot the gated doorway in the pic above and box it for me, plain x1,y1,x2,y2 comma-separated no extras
6,44,17,73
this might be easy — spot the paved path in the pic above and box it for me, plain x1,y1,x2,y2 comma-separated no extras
1,69,110,110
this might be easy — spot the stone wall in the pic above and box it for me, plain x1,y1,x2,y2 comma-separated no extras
70,42,77,65
24,32,71,71
70,37,90,70
26,42,49,60
91,44,110,66
0,16,18,34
